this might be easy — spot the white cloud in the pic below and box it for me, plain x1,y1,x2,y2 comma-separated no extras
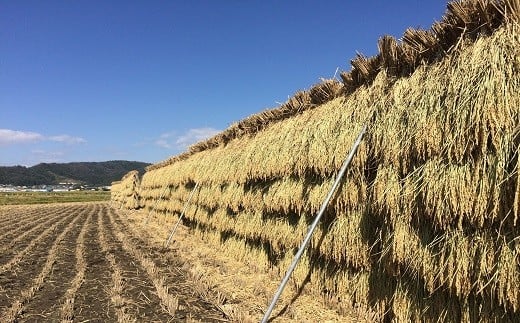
155,132,175,149
155,127,220,150
0,129,86,146
48,135,87,144
0,129,44,145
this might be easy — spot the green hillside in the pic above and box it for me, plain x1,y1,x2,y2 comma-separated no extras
0,161,150,186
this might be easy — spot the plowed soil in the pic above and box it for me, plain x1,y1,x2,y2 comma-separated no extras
0,202,227,322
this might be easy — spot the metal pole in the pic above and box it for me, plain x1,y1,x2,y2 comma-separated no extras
164,182,200,248
144,184,171,224
261,125,366,323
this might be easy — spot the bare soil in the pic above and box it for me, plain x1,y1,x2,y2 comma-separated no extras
0,202,227,322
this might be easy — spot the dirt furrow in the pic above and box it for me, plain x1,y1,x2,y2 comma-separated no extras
107,208,181,317
0,205,40,221
0,209,65,254
0,206,83,322
72,208,115,322
0,211,76,311
0,210,76,274
0,209,56,239
0,206,54,232
109,207,227,322
100,205,176,322
0,204,77,246
60,210,92,322
19,205,93,321
0,210,35,227
97,206,136,322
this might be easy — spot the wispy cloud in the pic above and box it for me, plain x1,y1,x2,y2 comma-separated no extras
0,129,86,146
155,127,220,150
48,135,87,144
0,129,43,145
155,132,176,149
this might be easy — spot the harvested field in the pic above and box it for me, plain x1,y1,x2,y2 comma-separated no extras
0,202,227,322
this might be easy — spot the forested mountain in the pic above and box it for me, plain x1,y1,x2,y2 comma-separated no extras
0,161,150,186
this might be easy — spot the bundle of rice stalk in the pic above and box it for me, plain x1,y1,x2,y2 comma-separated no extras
119,170,140,209
389,220,466,298
391,277,462,323
261,179,306,214
176,204,287,255
371,25,519,174
308,79,344,105
388,213,520,313
496,239,520,311
289,89,314,110
233,207,370,270
402,28,439,65
164,185,370,270
110,180,123,203
371,165,401,218
295,172,368,216
315,208,373,269
420,156,506,229
154,172,366,232
313,263,375,317
388,217,434,286
193,184,221,210
191,226,272,271
232,209,265,242
377,35,401,75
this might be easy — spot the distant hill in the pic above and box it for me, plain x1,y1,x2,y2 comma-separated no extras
0,161,150,186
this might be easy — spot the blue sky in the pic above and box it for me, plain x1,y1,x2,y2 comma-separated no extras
1,0,448,166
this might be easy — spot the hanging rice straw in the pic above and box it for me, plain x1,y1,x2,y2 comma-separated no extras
164,182,200,247
261,125,366,323
144,184,171,224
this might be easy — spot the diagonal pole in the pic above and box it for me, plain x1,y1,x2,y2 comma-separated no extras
261,125,366,323
164,182,200,248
